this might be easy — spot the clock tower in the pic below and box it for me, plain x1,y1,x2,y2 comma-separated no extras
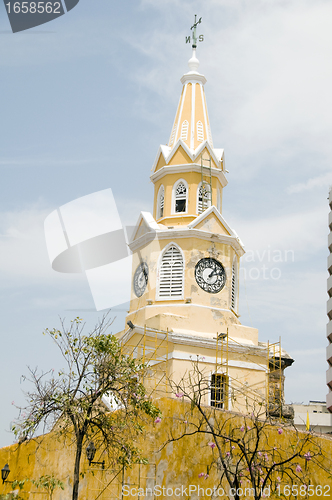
117,26,292,413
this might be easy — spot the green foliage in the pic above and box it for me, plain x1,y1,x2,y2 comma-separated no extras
11,479,27,490
32,474,64,500
0,494,23,500
12,314,160,500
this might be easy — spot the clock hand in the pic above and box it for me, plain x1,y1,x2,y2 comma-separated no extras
208,270,220,278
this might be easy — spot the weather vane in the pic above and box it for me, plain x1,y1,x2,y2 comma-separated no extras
186,15,204,48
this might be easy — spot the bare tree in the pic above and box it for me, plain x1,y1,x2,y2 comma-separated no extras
12,315,160,500
167,358,331,500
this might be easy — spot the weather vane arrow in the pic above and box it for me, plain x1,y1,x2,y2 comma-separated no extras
186,14,204,47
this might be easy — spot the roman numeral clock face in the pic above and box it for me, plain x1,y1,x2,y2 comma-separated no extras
195,258,226,294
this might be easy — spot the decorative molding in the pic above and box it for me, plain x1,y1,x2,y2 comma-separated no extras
151,162,227,188
151,139,225,175
129,226,245,256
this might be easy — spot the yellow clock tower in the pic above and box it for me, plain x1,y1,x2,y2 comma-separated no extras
117,28,292,414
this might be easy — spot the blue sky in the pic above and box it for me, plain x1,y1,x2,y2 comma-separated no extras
0,0,332,447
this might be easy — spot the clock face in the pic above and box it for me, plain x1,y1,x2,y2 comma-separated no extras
195,258,226,294
133,262,149,297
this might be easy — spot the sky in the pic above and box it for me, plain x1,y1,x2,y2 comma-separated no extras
0,0,332,447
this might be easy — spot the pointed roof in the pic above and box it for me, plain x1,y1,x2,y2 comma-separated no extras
167,49,213,152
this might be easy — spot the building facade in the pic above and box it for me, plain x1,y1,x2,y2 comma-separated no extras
116,43,293,415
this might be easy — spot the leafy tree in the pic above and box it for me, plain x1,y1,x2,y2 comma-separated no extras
12,315,160,500
168,358,331,500
32,475,64,500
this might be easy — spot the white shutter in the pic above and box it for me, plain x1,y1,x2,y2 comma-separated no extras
158,246,184,299
181,120,189,141
197,121,204,142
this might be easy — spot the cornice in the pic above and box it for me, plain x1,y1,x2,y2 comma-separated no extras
129,227,245,256
180,72,207,85
151,163,228,188
120,325,268,360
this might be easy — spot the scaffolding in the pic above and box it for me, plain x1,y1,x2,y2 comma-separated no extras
215,330,283,416
266,337,283,419
121,326,170,398
89,463,157,500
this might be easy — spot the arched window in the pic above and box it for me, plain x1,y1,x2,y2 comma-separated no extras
231,258,237,310
210,373,227,408
197,121,204,142
181,120,189,141
174,181,187,213
157,244,184,299
197,182,211,214
157,185,164,219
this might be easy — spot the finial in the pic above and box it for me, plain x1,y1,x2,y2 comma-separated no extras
190,14,202,49
185,15,204,73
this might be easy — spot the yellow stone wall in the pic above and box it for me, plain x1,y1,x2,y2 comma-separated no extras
1,399,332,500
152,169,223,224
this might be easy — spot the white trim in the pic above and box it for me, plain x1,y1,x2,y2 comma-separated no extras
119,327,269,362
167,354,266,372
129,227,245,257
180,72,207,85
200,84,210,147
190,82,195,150
217,188,221,213
156,242,185,301
151,139,224,173
130,211,160,243
128,302,240,319
172,178,188,215
151,163,227,188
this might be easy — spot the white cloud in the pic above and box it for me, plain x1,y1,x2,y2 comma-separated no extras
287,172,332,194
228,203,327,259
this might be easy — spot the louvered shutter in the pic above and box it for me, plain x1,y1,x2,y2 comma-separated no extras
158,246,184,298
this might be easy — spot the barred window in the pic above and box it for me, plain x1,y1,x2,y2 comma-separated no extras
211,374,227,408
158,245,184,299
175,182,187,213
197,182,211,214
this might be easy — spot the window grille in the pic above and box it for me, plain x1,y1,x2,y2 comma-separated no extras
158,245,184,299
170,124,177,146
211,373,227,408
231,260,237,309
175,182,187,213
181,120,189,141
197,121,204,142
197,183,211,214
157,185,164,218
